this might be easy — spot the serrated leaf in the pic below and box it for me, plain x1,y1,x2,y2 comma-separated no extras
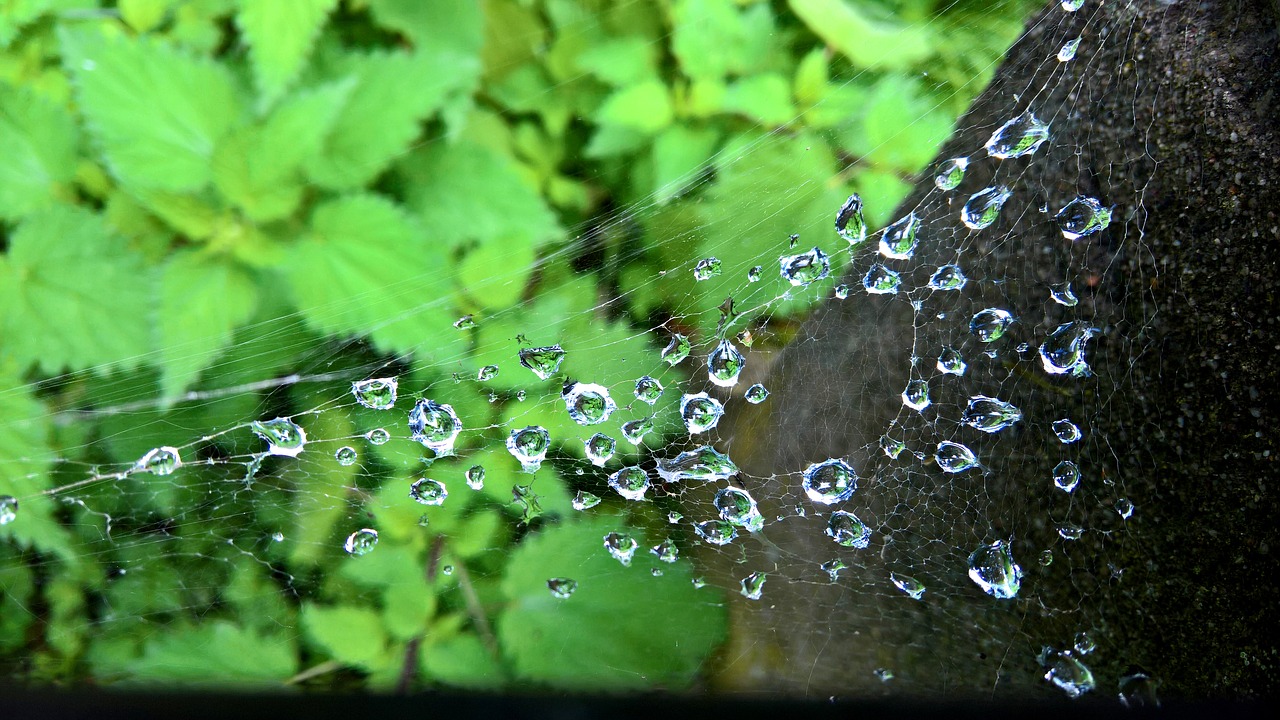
0,85,78,221
575,36,657,86
788,0,935,70
237,0,336,107
854,73,955,173
421,633,504,689
60,26,243,191
723,73,793,127
497,516,726,689
0,206,152,374
458,239,536,310
595,79,672,135
158,251,258,401
301,603,389,670
367,0,483,56
652,124,719,204
119,0,170,33
281,195,458,357
115,621,296,685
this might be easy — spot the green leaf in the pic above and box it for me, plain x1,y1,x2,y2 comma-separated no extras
158,251,258,401
458,239,536,310
300,603,389,671
788,0,935,70
575,36,657,86
852,73,955,174
0,0,91,48
651,125,720,204
60,26,243,191
497,516,726,689
119,0,170,33
723,73,794,127
669,0,744,80
595,79,672,135
0,85,78,221
421,633,504,689
236,0,337,107
115,621,296,685
281,194,458,357
0,206,152,374
368,0,483,56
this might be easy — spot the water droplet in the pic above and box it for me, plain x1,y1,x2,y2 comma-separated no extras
821,559,847,582
928,264,968,291
0,496,17,526
985,111,1050,159
937,347,967,376
1056,196,1111,240
779,247,831,286
788,233,799,249
1061,0,1085,12
902,380,930,411
608,466,650,501
351,377,397,410
620,417,654,445
667,511,683,524
970,308,1014,342
746,265,762,282
1040,322,1098,376
466,465,485,490
518,345,566,380
834,284,849,300
272,531,285,542
934,157,968,190
409,478,448,506
862,264,902,294
715,486,764,532
880,435,906,459
1057,524,1084,540
1057,37,1081,62
661,334,691,365
603,531,639,565
802,458,858,505
879,213,920,259
656,445,738,483
693,257,722,281
408,400,462,455
547,577,577,599
692,576,707,588
891,572,926,600
634,376,663,405
744,383,769,404
250,418,307,457
344,528,378,556
1115,498,1134,519
740,571,767,600
962,395,1023,433
515,390,527,402
453,314,476,329
681,392,724,434
477,365,499,382
651,539,679,563
1053,460,1081,492
562,382,617,426
650,568,663,577
1052,419,1081,443
1074,631,1096,655
935,441,980,473
695,519,738,545
1041,647,1095,698
1118,673,1160,708
835,194,867,244
707,339,745,388
506,426,550,472
583,433,616,467
968,540,1022,599
874,668,895,682
137,446,181,475
334,446,358,466
572,490,601,511
1039,549,1054,567
961,186,1013,230
1049,282,1078,307
441,565,454,576
827,511,871,548
735,329,754,348
366,428,390,445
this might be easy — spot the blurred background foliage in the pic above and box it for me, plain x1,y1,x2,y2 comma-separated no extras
0,0,1037,690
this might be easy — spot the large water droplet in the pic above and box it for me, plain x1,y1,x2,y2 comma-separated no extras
985,111,1050,159
1052,418,1081,443
779,247,831,286
408,400,462,455
695,519,738,546
584,433,616,467
681,392,724,434
935,441,979,472
344,528,378,556
1058,524,1084,540
963,395,1023,433
603,531,638,565
453,314,476,330
1041,648,1095,698
715,486,763,532
961,186,1013,230
744,383,769,404
466,465,485,490
891,572,926,599
1050,282,1078,307
827,511,871,548
477,365,499,382
863,264,902,294
1057,37,1081,62
1074,631,1096,655
879,213,920,259
334,446,358,466
409,478,448,506
967,539,1022,599
608,466,650,501
652,539,679,563
693,257,722,281
934,157,968,191
518,345,566,380
970,308,1014,342
937,347,967,375
707,339,745,388
835,194,867,244
928,264,968,291
562,382,617,426
902,380,930,411
137,446,181,475
250,418,307,457
802,458,857,505
746,266,762,282
621,417,654,445
1053,460,1081,492
1061,0,1085,12
656,445,738,483
661,334,691,365
821,559,847,582
1039,322,1098,376
634,376,663,404
572,490,601,511
740,571,766,600
0,496,17,526
1116,498,1135,519
506,426,550,472
1056,196,1111,240
366,427,390,445
880,435,906,459
834,284,850,299
351,377,397,410
547,577,577,599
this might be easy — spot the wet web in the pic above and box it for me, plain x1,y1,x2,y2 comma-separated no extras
0,0,1157,702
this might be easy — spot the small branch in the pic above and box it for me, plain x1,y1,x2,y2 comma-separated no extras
283,659,342,686
451,560,499,659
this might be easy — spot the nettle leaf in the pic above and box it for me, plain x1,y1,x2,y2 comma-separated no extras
723,73,794,127
300,603,390,671
595,79,672,135
367,0,483,56
0,85,78,221
115,621,296,686
236,0,337,108
60,26,243,191
158,251,258,401
0,206,153,374
651,124,720,204
282,194,458,358
497,515,726,689
788,0,935,70
575,36,658,86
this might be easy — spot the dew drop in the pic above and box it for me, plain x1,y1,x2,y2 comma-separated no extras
746,265,762,282
875,668,895,682
928,264,967,291
1061,0,1085,12
970,308,1014,342
967,540,1022,599
547,577,577,599
1057,36,1081,62
603,531,639,565
351,377,397,410
934,157,968,191
1118,673,1160,708
834,284,849,299
1040,322,1098,376
879,212,920,259
937,347,967,375
802,458,857,505
695,519,738,546
584,433,616,467
961,186,1013,230
735,329,754,347
661,334,691,365
1050,282,1079,307
562,382,617,426
779,247,831,286
715,486,764,532
862,263,902,295
962,395,1023,433
1116,498,1135,519
409,478,448,506
621,417,654,445
985,111,1050,159
572,490,601,511
891,572,926,600
477,365,499,382
835,194,867,244
788,233,799,249
0,496,17,526
656,445,738,483
366,428,390,445
692,577,707,588
651,539,679,563
827,511,871,548
1039,549,1054,567
634,376,663,404
693,257,722,281
1052,418,1081,443
1057,524,1084,540
935,441,980,473
407,399,462,455
518,345,566,380
902,380,930,411
1056,196,1112,240
821,559,847,582
744,383,769,404
880,435,906,459
334,446,358,466
466,465,485,490
1053,460,1081,492
608,466,650,501
667,511,683,524
1074,631,1096,655
137,446,181,475
1041,647,1095,698
707,339,745,388
344,528,378,556
681,392,724,434
506,426,550,473
250,418,307,457
740,571,767,600
453,314,476,329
